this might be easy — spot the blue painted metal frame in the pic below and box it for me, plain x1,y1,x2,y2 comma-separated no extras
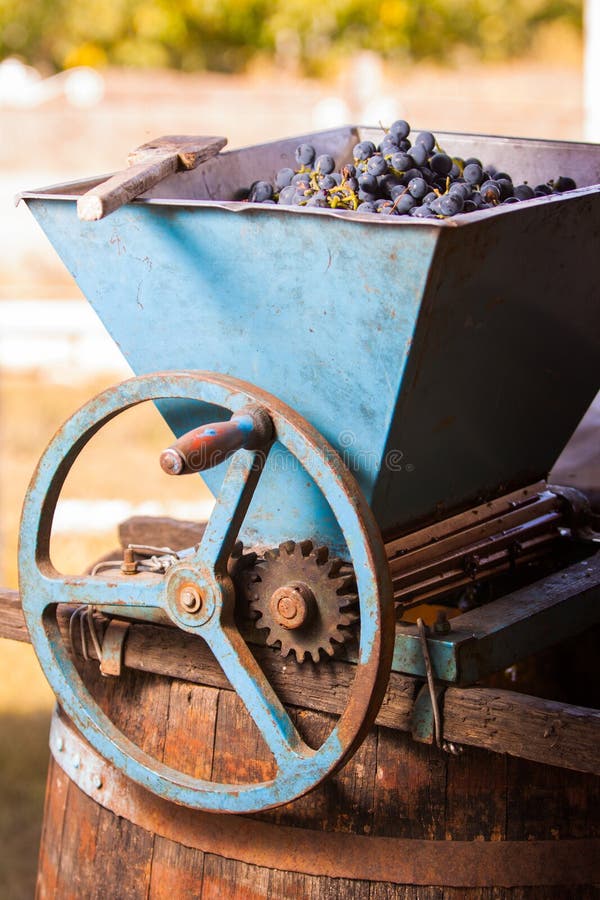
392,553,600,684
21,136,600,551
18,372,395,813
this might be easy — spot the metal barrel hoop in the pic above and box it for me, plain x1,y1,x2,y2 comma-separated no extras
18,370,395,813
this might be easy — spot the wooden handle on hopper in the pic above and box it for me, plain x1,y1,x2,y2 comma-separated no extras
77,134,227,222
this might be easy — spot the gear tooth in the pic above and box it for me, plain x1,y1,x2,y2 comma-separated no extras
264,548,280,562
323,641,336,657
336,574,357,594
298,539,314,557
338,610,360,626
313,546,329,566
336,626,355,642
279,540,296,556
327,557,343,577
310,648,321,664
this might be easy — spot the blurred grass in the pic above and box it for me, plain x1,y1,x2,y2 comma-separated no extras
0,369,213,896
0,641,54,900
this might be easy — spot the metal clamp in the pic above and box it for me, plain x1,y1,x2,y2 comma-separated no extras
99,619,131,676
414,618,462,755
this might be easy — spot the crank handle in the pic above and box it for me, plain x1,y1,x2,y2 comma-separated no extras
159,404,272,475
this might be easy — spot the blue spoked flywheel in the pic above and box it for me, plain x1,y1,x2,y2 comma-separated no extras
18,371,394,813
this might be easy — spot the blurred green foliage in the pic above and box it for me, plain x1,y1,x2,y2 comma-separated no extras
0,0,582,74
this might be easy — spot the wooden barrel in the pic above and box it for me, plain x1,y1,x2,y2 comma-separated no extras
36,647,600,900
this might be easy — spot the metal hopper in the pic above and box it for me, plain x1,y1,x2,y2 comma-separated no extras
19,127,600,555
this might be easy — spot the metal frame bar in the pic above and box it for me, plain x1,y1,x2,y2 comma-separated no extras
392,550,600,684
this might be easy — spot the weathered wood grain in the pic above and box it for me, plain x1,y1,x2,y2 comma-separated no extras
118,515,206,551
443,686,600,775
148,681,220,897
2,587,600,775
36,757,69,900
0,588,28,642
77,135,226,221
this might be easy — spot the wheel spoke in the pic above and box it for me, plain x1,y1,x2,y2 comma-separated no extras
24,572,165,614
203,620,307,768
194,449,266,573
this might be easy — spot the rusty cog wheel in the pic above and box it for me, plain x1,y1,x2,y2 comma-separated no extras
245,540,359,663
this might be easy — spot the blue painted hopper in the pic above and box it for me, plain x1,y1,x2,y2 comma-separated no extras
20,127,600,553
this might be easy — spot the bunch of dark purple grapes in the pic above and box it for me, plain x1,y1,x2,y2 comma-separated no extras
245,120,576,218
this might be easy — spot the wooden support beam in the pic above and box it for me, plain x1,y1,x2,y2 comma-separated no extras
2,586,599,775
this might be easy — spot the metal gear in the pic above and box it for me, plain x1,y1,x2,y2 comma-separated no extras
245,540,359,663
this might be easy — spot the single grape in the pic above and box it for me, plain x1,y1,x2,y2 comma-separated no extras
494,172,512,183
553,176,576,192
358,172,378,194
357,201,377,213
379,136,399,155
409,143,429,167
389,119,410,141
295,144,316,167
449,162,461,179
275,167,295,189
448,182,471,200
390,151,412,172
292,173,310,186
415,131,435,153
410,205,436,218
408,176,428,199
249,181,274,202
430,153,453,176
463,163,483,185
464,157,482,168
315,154,336,175
502,197,519,204
480,180,501,204
497,178,514,200
367,154,388,176
534,183,553,195
277,185,297,205
319,174,338,190
341,163,357,179
439,194,463,216
514,184,535,201
394,193,417,214
353,140,377,161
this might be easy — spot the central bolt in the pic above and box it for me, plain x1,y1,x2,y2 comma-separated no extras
277,595,301,620
179,584,203,614
270,583,315,630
